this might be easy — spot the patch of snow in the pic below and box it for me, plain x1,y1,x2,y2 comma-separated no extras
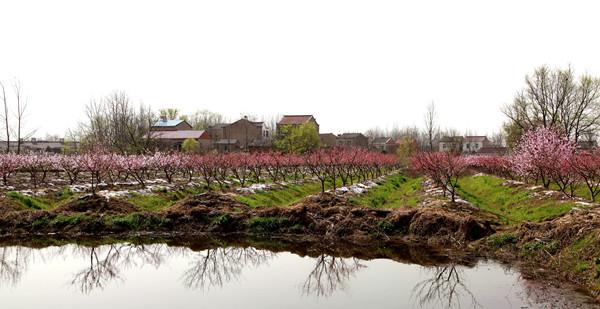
237,183,272,194
335,187,350,194
98,190,131,199
114,181,139,186
502,180,524,186
348,185,367,194
146,179,168,184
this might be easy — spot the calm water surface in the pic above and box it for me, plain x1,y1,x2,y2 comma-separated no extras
0,242,596,309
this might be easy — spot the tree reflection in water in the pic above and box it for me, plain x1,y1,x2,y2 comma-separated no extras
412,264,480,309
181,247,275,291
0,246,32,287
301,255,366,297
70,243,169,294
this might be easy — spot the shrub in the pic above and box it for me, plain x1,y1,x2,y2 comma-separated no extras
487,233,518,248
248,216,289,233
376,220,395,234
51,214,90,227
212,214,232,226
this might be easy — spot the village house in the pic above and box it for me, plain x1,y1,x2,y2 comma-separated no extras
0,138,80,154
578,140,598,151
151,130,212,151
438,136,464,153
214,139,240,152
221,117,270,151
150,116,193,131
208,117,271,152
319,133,337,148
336,133,369,148
371,137,399,154
276,115,320,135
477,146,509,156
150,116,213,151
462,136,490,153
206,123,229,141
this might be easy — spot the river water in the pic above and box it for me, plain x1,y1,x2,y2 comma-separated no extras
0,242,596,309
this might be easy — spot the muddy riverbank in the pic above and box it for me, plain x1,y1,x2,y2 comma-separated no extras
0,190,599,304
0,192,495,246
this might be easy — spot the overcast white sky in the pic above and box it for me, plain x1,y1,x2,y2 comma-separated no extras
1,0,599,137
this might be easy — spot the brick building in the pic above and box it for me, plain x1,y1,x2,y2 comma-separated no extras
336,133,368,148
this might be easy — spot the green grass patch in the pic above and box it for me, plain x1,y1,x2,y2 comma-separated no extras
6,192,52,210
575,261,591,273
106,213,171,230
375,220,407,235
211,214,232,226
126,187,205,211
50,214,92,227
350,174,423,208
571,234,596,253
548,183,594,201
237,181,331,208
127,193,174,212
248,216,290,233
487,233,518,248
456,175,578,224
54,187,74,202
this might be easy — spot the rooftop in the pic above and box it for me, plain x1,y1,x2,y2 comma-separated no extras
464,136,488,143
278,115,315,125
338,133,365,138
151,130,207,140
152,119,186,127
439,136,465,143
208,123,230,129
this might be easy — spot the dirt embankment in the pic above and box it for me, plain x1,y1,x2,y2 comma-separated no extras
0,192,495,246
480,206,600,300
55,195,139,215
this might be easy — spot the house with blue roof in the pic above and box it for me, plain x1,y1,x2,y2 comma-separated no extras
151,116,193,131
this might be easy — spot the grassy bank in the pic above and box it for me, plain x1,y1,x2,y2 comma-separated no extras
350,174,423,208
457,175,578,224
6,188,75,210
236,180,335,208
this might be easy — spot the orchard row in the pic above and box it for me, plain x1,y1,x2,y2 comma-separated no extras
0,148,399,193
412,127,600,202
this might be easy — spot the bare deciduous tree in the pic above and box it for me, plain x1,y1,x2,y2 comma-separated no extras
0,82,9,153
182,110,227,130
11,81,35,154
502,65,600,143
159,108,180,120
424,101,438,152
77,91,156,154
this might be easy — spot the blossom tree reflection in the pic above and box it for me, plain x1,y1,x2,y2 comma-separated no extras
412,264,480,309
0,246,32,287
181,247,275,291
301,255,365,297
70,243,168,294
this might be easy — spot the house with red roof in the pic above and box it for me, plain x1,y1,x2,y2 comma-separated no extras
276,115,319,135
151,130,211,151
